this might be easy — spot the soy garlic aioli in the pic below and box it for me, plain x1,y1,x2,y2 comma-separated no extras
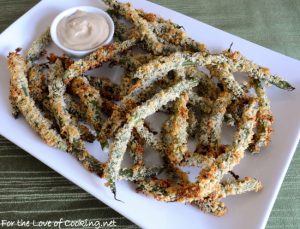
57,10,110,51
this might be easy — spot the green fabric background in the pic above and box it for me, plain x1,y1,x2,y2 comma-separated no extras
0,0,299,228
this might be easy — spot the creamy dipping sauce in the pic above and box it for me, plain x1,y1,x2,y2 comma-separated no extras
57,10,110,51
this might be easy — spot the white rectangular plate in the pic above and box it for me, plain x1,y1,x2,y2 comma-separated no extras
0,0,300,228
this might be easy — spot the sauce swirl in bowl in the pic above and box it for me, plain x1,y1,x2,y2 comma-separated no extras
51,6,114,57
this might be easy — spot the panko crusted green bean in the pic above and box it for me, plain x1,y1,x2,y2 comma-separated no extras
136,174,261,205
64,93,87,120
104,0,166,55
185,67,219,100
167,51,294,92
179,98,258,202
48,60,106,174
105,78,200,195
162,93,189,164
187,108,198,137
219,177,262,198
188,91,213,114
197,91,232,155
221,50,295,91
48,59,81,144
137,9,207,53
87,76,121,101
135,121,165,154
112,51,153,72
249,79,273,153
193,177,261,215
136,178,227,216
192,199,227,216
70,77,105,133
137,98,258,203
128,131,165,181
28,65,48,102
26,27,51,63
63,39,137,83
209,65,244,98
119,167,163,181
9,79,20,118
8,52,67,150
128,132,145,167
75,121,96,143
100,51,226,143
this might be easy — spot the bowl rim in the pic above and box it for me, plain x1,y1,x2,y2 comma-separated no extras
50,5,115,56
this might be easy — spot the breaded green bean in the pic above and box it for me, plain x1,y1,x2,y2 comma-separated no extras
63,39,137,83
76,122,96,143
135,121,165,154
178,98,258,202
99,52,228,142
70,77,105,133
219,177,262,198
7,52,67,150
128,132,145,167
137,9,207,53
112,51,153,72
188,91,213,114
209,65,244,98
127,131,164,181
119,167,163,181
186,67,219,100
48,59,106,174
197,91,232,154
26,27,51,63
136,175,261,205
48,59,81,144
64,93,87,120
87,76,121,101
104,0,165,55
9,79,20,118
182,51,294,92
137,98,258,203
192,199,227,217
136,178,226,216
28,65,47,102
249,79,273,153
187,108,198,137
222,51,295,91
105,78,200,195
162,93,189,164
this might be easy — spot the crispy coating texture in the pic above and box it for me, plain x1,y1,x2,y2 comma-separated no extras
26,27,51,63
28,65,48,102
105,78,200,194
8,52,67,150
8,0,294,216
163,93,189,164
70,77,105,133
63,39,137,83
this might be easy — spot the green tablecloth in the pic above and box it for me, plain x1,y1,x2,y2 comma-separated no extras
0,0,299,228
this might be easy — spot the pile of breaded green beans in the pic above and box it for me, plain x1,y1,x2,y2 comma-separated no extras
7,0,294,216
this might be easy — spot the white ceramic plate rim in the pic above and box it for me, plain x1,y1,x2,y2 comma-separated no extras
0,1,300,229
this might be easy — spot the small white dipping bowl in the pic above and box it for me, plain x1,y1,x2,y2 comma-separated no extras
50,6,114,58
